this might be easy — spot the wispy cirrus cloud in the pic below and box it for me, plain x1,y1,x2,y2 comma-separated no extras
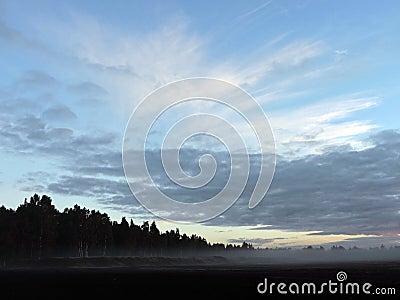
269,94,380,156
236,1,272,20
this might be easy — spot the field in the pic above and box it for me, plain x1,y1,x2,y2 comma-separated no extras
1,257,398,299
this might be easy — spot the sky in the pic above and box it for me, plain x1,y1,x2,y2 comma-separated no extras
0,0,399,248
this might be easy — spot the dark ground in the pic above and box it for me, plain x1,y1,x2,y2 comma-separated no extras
0,258,398,299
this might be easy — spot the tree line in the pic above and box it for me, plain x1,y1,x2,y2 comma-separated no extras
0,194,253,259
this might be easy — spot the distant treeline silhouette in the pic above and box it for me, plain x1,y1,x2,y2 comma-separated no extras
0,194,254,259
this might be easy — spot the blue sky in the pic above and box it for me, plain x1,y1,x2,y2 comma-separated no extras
0,0,399,248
